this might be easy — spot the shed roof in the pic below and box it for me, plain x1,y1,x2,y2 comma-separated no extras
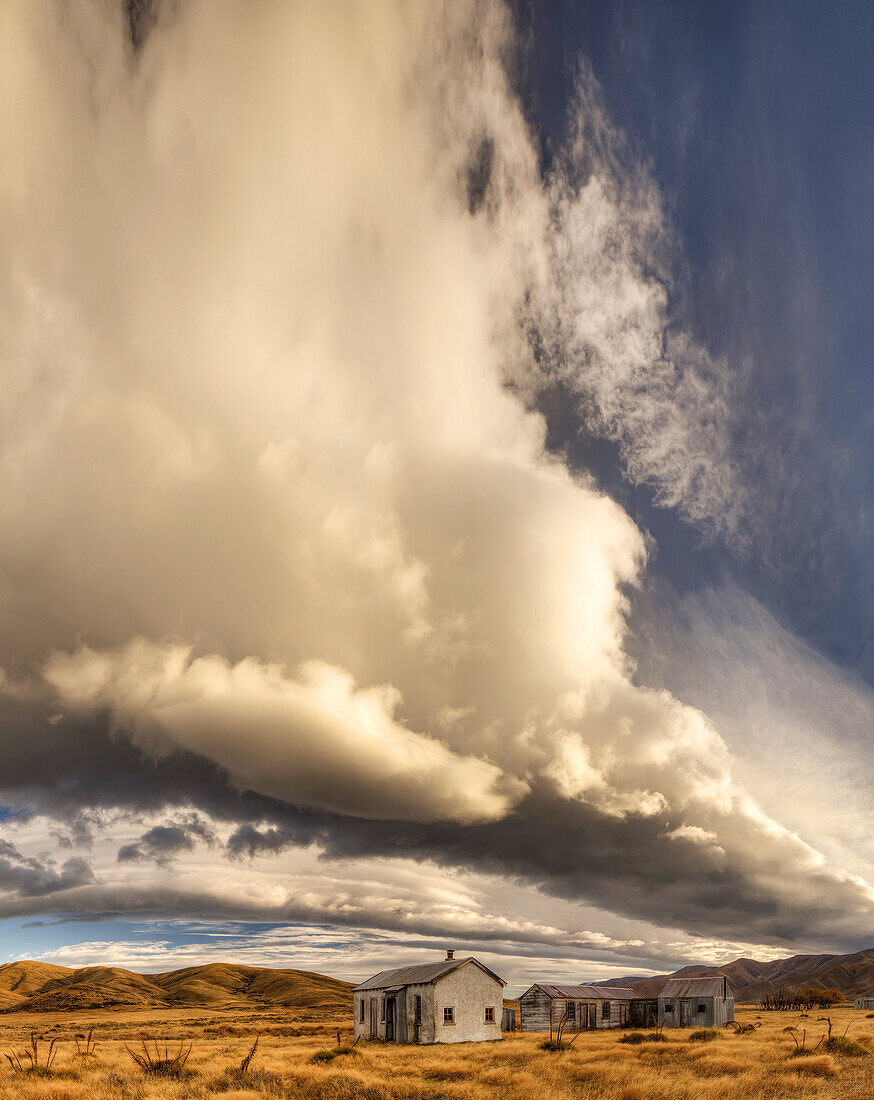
659,977,730,999
354,956,505,991
526,984,639,1001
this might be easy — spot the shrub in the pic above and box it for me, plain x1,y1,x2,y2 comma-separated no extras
689,1029,720,1043
310,1045,360,1064
538,1038,569,1052
800,987,843,1007
125,1037,194,1078
824,1036,868,1057
618,1032,666,1044
215,1036,284,1091
74,1028,98,1058
761,985,845,1010
2,1032,76,1078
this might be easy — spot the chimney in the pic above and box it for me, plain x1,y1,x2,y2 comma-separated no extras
446,949,454,960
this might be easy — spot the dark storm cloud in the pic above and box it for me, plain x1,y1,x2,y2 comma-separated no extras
0,838,93,899
1,694,870,951
117,813,216,864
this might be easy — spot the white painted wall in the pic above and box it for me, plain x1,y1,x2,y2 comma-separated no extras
432,961,503,1044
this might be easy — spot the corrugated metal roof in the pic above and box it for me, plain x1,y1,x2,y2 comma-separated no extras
354,957,505,991
531,984,639,1001
659,977,729,998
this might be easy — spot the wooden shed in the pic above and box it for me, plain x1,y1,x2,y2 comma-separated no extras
519,983,639,1031
657,976,734,1028
855,997,874,1010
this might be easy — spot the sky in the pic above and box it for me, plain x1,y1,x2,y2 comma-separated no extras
0,0,872,995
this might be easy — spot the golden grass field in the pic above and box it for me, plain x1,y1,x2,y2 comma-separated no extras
1,1004,873,1099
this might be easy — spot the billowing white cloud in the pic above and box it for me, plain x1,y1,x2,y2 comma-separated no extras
0,0,871,952
42,639,522,824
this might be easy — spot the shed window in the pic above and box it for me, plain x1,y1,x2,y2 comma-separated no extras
697,1003,706,1013
602,1002,611,1020
360,999,365,1022
485,1006,495,1023
665,1004,674,1013
443,1006,455,1024
414,995,422,1023
565,1002,575,1020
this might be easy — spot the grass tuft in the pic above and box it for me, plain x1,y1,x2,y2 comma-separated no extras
824,1035,868,1056
618,1032,666,1044
689,1029,721,1043
787,1054,838,1076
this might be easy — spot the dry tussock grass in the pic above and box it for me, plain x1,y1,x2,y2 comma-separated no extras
0,1005,872,1098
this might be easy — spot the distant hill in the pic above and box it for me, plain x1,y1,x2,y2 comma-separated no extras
0,960,353,1013
595,949,874,1003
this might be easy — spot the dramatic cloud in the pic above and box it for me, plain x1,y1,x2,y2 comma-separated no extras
43,640,523,824
0,0,871,969
0,839,93,899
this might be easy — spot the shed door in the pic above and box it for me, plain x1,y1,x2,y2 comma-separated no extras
680,1000,691,1027
619,1003,627,1027
385,997,396,1041
370,998,378,1038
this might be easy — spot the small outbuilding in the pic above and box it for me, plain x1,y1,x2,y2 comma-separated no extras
855,997,874,1010
519,984,639,1031
353,951,505,1045
658,977,734,1028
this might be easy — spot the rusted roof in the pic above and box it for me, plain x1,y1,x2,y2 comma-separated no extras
659,977,730,999
354,957,505,991
525,984,639,1001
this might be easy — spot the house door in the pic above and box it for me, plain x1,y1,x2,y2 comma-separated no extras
369,999,378,1038
680,1001,691,1027
619,1004,627,1027
584,1004,596,1030
385,997,396,1042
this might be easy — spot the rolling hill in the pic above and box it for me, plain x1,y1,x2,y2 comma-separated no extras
596,948,874,1002
0,960,353,1013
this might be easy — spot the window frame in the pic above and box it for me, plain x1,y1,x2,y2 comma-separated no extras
485,1006,495,1024
360,998,365,1023
414,995,422,1023
696,1003,707,1013
602,1001,611,1020
443,1006,455,1025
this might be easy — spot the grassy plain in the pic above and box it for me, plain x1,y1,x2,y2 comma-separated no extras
0,1004,873,1099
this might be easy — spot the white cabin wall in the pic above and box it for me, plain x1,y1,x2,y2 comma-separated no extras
432,962,503,1044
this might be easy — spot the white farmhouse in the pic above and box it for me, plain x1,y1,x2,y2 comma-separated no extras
353,951,505,1044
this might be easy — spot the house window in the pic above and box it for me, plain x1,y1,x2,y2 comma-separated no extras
665,1004,674,1013
565,1002,575,1020
602,1002,611,1020
697,1003,706,1013
443,1006,455,1024
360,999,365,1022
485,1006,495,1023
415,995,422,1023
